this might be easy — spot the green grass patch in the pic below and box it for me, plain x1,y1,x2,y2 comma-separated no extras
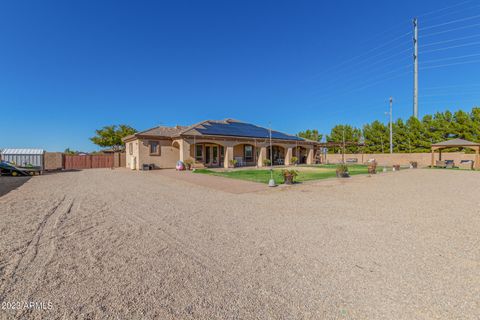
194,164,370,184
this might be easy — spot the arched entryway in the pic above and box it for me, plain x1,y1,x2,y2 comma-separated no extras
293,146,308,164
266,145,286,165
193,143,224,167
233,143,257,167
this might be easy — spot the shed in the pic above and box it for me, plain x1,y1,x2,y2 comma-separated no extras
0,149,45,169
431,138,480,169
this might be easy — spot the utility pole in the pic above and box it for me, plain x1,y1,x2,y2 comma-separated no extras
268,123,275,187
389,97,393,154
413,18,419,118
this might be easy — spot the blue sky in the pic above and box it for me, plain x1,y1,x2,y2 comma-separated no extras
1,0,479,151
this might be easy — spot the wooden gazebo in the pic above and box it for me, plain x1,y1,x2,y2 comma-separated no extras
431,138,480,169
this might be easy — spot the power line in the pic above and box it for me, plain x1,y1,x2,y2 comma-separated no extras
422,53,480,64
420,22,480,38
423,83,480,90
417,0,473,18
419,2,480,23
308,31,411,79
421,99,480,105
422,13,480,31
422,34,480,48
420,41,480,54
420,58,480,70
306,43,411,98
420,90,480,98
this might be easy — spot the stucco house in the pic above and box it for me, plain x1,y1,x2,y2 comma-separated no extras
122,119,320,170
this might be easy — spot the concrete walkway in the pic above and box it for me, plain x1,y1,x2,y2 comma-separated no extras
153,169,269,194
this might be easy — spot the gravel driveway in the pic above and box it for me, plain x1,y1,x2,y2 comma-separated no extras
0,168,478,319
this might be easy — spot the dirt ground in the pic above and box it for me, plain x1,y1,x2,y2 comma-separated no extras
0,168,479,319
0,176,31,198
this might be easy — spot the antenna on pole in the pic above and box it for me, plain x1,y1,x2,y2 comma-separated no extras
413,17,419,118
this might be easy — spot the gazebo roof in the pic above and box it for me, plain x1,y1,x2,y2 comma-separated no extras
432,138,480,148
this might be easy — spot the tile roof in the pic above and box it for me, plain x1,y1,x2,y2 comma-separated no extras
138,125,188,137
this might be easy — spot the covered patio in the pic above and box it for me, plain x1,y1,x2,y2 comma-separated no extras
431,138,480,169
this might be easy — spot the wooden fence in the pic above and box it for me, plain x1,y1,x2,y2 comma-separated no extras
64,155,114,170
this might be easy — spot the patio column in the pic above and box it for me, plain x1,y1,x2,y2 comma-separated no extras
306,147,314,165
431,149,435,167
257,146,267,167
224,146,234,168
285,147,293,166
179,139,190,162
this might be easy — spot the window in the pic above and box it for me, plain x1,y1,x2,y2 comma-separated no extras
195,144,203,161
129,143,133,155
149,141,160,155
244,145,253,161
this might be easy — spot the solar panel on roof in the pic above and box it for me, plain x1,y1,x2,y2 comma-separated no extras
194,121,304,141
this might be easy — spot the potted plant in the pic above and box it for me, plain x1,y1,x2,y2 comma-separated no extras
336,164,350,178
282,169,298,184
184,159,194,170
229,159,238,168
263,159,271,167
290,156,298,166
368,161,377,174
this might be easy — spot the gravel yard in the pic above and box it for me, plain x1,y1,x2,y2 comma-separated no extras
0,168,479,319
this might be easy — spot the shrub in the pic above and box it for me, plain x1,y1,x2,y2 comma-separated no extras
290,156,298,165
263,159,271,166
184,159,194,170
229,159,238,168
336,164,350,178
282,169,299,184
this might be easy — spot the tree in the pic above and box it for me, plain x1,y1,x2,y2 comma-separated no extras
322,107,479,154
405,116,430,152
471,107,480,142
327,125,362,153
363,120,388,153
298,129,323,142
392,119,408,152
90,125,137,151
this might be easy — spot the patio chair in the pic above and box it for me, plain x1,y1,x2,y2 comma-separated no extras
458,160,474,170
234,157,245,167
445,160,455,169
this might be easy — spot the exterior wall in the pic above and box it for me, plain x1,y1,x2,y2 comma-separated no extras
325,152,476,167
233,144,244,158
138,139,179,169
126,135,319,169
126,139,179,170
44,152,63,170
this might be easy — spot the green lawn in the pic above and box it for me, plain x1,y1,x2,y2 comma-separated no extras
193,164,370,184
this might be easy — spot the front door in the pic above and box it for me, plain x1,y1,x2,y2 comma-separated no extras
205,145,220,167
211,146,219,166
